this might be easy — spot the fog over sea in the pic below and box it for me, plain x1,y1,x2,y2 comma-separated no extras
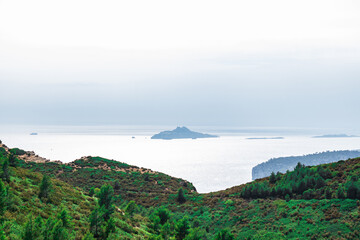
1,125,360,193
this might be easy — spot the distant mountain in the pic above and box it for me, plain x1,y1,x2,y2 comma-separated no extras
313,134,358,138
252,150,360,180
151,126,218,140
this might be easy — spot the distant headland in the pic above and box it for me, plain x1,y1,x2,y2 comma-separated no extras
312,134,358,138
151,127,218,140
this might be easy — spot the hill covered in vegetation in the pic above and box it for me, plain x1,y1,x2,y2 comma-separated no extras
1,140,360,239
252,150,360,180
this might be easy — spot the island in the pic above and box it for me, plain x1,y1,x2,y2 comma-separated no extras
312,134,358,138
151,126,218,140
246,137,284,140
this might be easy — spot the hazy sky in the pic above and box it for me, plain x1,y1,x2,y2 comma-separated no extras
1,0,360,128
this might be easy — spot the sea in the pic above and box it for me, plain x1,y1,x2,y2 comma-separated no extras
1,125,360,193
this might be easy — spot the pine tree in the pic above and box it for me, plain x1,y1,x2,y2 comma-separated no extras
33,216,44,239
97,184,114,220
177,188,186,204
337,185,346,199
23,217,34,240
269,172,276,184
214,229,234,240
8,153,16,168
175,217,190,240
58,208,72,229
125,200,137,216
89,206,104,238
0,181,8,215
98,184,114,210
89,187,95,196
39,175,52,200
1,160,10,183
114,180,120,190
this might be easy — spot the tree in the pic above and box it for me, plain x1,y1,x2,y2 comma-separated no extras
185,228,206,240
269,172,276,184
23,217,34,240
177,188,186,204
58,208,72,229
33,216,44,239
89,206,104,238
43,217,56,240
214,229,234,240
346,180,359,199
1,160,10,183
8,153,16,167
114,180,120,190
98,184,114,209
39,175,52,200
82,232,96,240
175,217,190,240
125,200,137,216
155,207,170,225
97,184,114,220
337,185,346,199
52,220,70,240
0,181,8,215
89,187,95,197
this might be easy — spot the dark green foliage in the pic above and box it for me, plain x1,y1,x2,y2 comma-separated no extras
58,208,72,229
114,180,120,190
8,153,16,168
337,185,346,199
89,187,95,196
1,160,10,183
39,175,52,200
185,227,206,240
155,207,170,225
0,181,8,215
269,172,276,184
98,184,114,209
214,229,234,240
177,188,186,204
125,200,137,216
89,206,104,238
97,184,114,220
23,217,34,240
175,217,190,240
9,148,26,156
241,163,330,199
82,232,96,240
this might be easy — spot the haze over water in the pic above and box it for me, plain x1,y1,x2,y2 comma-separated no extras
1,125,360,193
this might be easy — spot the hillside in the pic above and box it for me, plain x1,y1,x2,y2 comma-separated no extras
1,140,360,239
252,150,360,180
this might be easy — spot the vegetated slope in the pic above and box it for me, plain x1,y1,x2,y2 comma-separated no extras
252,150,360,180
0,146,158,239
0,142,196,207
2,140,360,239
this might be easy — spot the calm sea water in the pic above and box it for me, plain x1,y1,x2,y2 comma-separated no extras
1,125,360,193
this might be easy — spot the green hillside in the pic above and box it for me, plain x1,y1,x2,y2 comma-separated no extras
1,141,360,239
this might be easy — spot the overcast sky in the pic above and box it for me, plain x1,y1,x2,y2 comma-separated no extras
1,0,360,128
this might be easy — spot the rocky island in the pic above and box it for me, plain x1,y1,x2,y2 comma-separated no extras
151,126,218,140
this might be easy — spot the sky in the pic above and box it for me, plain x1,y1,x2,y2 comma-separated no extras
1,0,360,129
